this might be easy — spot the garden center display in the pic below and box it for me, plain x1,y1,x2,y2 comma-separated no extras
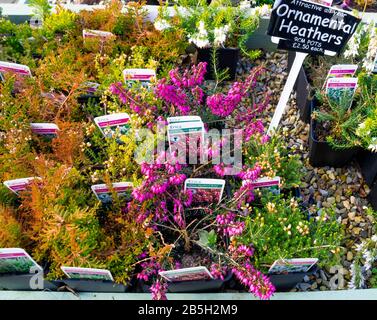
0,0,377,302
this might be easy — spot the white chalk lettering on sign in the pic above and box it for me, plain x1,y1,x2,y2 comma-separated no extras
267,0,360,134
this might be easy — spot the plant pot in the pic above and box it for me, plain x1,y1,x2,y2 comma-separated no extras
287,51,311,119
55,279,128,293
295,66,312,123
287,51,298,91
356,150,377,187
268,266,317,292
140,272,232,294
308,102,359,168
367,180,377,211
0,274,58,291
197,47,240,81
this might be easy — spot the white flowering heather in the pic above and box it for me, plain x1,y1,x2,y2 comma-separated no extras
257,4,271,17
363,26,377,73
214,25,230,47
154,19,171,31
372,235,377,242
344,26,363,58
239,0,251,10
368,137,377,153
356,122,370,137
188,21,210,48
356,242,366,253
349,262,365,289
363,250,374,271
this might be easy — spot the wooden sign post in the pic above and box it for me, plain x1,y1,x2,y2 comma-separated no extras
266,0,361,135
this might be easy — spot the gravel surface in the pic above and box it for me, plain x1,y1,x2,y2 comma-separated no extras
236,50,375,291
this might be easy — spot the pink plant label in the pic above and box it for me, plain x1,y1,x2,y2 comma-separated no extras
91,182,133,204
123,69,156,82
268,258,318,274
0,61,31,77
83,29,115,40
3,177,41,195
243,176,281,194
30,123,59,136
328,64,358,77
61,266,114,281
184,178,225,205
0,248,42,274
94,113,131,138
159,266,213,282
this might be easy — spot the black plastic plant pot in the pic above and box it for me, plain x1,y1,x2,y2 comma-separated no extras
197,47,240,81
269,270,311,292
141,273,232,294
367,180,377,211
0,274,58,291
287,51,298,91
309,102,359,168
356,150,377,187
55,279,128,293
295,66,312,123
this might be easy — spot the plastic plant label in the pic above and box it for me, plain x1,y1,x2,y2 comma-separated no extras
308,0,333,6
30,123,59,137
167,121,205,154
184,178,225,205
325,77,358,106
83,29,115,40
91,182,133,204
3,177,41,195
268,258,318,274
94,113,131,138
242,176,281,194
0,248,42,274
327,64,358,78
81,81,100,94
159,266,213,282
167,116,203,124
0,61,31,77
123,69,156,83
61,267,114,281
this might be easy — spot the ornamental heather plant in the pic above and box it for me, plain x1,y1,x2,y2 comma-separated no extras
236,193,344,272
127,151,275,299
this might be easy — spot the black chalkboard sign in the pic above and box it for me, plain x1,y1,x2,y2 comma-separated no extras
267,0,361,55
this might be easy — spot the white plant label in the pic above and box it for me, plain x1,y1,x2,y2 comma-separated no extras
0,248,42,274
184,178,225,205
94,113,131,138
3,177,41,195
159,266,213,282
61,266,114,281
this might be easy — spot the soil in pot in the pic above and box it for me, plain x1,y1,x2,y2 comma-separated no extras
197,47,240,81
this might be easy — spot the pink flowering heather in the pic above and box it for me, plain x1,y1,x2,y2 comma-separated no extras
155,63,207,116
169,62,207,88
150,280,168,300
210,263,228,280
137,259,162,282
232,263,275,300
236,164,262,181
206,66,265,118
109,82,157,118
216,212,245,237
229,243,254,259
